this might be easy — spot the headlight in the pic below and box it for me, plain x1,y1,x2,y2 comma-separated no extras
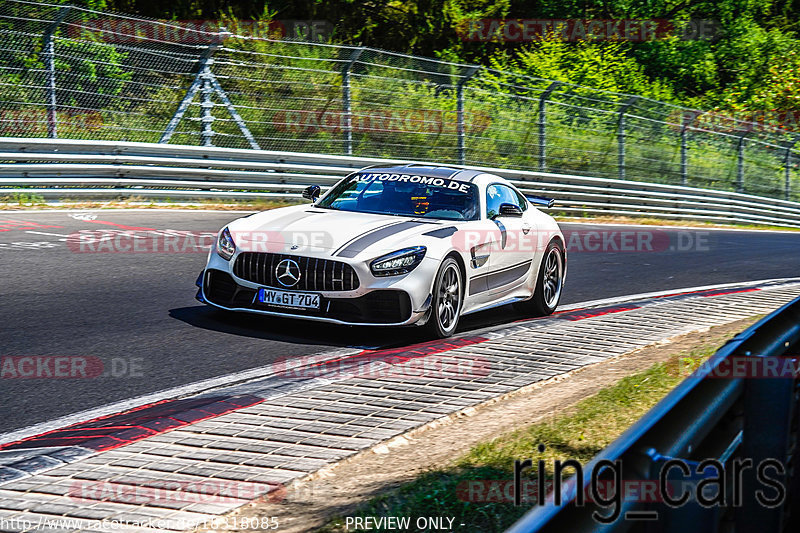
370,246,426,277
217,227,236,261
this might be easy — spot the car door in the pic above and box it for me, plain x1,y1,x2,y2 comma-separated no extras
485,183,536,296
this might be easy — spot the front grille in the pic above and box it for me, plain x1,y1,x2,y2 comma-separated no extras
204,269,409,324
233,252,359,291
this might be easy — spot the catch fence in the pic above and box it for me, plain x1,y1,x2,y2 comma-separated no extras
2,0,800,204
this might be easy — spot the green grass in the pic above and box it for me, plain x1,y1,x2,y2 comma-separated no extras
318,345,718,533
1,192,47,206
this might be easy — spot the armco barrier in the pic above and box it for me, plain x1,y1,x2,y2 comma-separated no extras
506,295,800,533
2,137,800,228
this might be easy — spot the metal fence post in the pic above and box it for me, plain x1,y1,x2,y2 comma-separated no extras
199,61,215,147
617,96,639,180
41,6,72,139
341,47,365,156
161,42,220,144
456,66,479,165
680,111,693,186
737,130,748,194
539,82,561,172
209,76,260,150
207,28,260,150
161,35,259,148
784,136,800,201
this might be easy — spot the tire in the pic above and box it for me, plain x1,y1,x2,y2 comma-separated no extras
514,240,564,316
426,257,463,338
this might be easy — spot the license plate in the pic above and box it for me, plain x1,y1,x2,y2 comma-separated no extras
257,288,320,310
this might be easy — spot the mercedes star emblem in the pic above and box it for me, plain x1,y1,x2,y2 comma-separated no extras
275,259,301,287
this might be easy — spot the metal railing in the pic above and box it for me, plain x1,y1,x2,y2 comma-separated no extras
507,294,800,533
2,137,800,228
1,0,800,203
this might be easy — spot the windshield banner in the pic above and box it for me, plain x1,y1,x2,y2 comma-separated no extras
355,173,472,193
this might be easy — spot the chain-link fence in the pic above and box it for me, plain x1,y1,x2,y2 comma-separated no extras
2,0,799,202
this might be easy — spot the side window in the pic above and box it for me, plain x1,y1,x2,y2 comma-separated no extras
512,188,528,211
329,178,379,209
486,184,526,218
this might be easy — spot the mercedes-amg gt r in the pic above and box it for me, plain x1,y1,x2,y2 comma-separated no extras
196,164,566,337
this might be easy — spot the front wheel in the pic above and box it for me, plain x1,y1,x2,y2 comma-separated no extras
515,240,564,316
426,257,463,338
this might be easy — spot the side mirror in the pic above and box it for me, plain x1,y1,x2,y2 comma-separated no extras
525,195,555,208
302,185,321,202
497,203,523,218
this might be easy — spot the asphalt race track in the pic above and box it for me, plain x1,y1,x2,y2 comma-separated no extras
2,210,799,434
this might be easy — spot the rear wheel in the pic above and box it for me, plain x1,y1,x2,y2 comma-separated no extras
427,257,463,338
514,240,564,316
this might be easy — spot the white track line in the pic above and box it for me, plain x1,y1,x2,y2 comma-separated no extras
24,231,70,238
560,220,800,234
556,277,800,312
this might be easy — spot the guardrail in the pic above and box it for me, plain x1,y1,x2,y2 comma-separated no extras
2,137,800,228
506,294,800,533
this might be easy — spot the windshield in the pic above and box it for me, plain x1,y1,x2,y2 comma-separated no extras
317,172,479,221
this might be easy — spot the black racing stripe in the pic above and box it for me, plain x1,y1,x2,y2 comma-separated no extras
336,221,425,258
469,275,489,296
469,260,533,295
331,221,399,256
453,169,484,182
423,226,458,238
488,260,533,290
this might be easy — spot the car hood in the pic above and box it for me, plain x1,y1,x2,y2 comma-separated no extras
226,204,453,259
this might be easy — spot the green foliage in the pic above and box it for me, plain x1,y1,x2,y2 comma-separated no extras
504,39,676,101
94,0,800,115
4,0,800,201
6,192,46,205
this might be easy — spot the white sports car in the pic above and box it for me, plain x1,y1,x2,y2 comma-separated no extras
197,164,566,337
